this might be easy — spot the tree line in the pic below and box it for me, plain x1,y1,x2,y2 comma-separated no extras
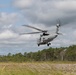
0,45,76,62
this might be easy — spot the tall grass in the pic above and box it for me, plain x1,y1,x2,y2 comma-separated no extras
0,62,76,75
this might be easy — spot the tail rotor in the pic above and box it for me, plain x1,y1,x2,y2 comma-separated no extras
56,20,61,34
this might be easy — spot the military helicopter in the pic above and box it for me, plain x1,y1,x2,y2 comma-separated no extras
21,21,62,46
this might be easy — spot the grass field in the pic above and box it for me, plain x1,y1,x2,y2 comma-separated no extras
0,62,76,75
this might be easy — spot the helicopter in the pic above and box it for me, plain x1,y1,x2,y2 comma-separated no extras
21,21,62,46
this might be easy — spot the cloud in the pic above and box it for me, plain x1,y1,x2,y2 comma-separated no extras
13,0,34,9
13,0,76,26
0,12,20,27
0,30,18,39
0,29,36,46
55,1,76,11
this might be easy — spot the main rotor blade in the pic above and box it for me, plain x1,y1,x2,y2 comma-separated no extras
20,32,42,35
22,25,47,32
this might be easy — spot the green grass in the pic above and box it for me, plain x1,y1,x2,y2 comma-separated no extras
0,62,76,75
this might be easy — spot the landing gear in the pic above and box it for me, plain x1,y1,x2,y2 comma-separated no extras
38,44,40,46
47,43,51,46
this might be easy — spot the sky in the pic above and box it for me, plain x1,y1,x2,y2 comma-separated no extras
0,0,76,55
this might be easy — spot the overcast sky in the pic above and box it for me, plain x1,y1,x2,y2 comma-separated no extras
0,0,76,55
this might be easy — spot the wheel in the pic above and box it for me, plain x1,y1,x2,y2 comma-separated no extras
38,44,40,46
47,43,51,46
47,43,49,46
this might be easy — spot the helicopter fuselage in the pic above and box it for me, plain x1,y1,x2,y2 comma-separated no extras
37,34,58,46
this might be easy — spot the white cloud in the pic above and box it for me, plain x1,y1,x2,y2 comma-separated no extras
0,12,20,27
13,0,34,9
0,29,36,45
72,30,76,38
13,0,76,26
0,29,23,42
55,1,76,11
0,30,18,39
